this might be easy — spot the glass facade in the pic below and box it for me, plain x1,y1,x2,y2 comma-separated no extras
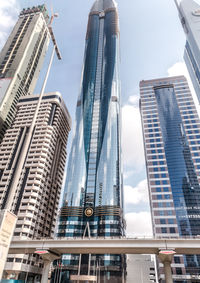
179,0,200,104
53,0,125,282
184,41,200,103
155,85,200,277
140,76,200,282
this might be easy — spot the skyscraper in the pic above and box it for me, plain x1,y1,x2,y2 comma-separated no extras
56,0,125,281
0,92,71,281
0,5,50,142
176,0,200,103
140,76,200,282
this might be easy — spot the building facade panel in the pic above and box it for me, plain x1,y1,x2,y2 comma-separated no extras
0,5,50,142
55,0,125,282
140,76,200,282
0,92,71,281
178,0,200,103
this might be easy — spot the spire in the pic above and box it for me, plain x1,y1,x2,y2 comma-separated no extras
91,0,117,12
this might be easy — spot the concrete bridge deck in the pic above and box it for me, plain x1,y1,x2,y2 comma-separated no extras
9,237,200,255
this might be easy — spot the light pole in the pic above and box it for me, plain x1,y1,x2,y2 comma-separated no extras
0,12,61,281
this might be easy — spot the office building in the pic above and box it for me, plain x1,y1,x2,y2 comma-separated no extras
0,92,71,281
126,255,157,283
176,0,200,103
55,0,125,282
140,76,200,282
0,5,50,142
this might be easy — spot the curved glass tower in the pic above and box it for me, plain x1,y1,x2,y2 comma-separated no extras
55,0,125,282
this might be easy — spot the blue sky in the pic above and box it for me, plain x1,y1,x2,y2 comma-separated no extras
1,0,200,236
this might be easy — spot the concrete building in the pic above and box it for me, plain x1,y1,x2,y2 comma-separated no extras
176,0,200,104
140,76,200,282
126,255,157,283
54,0,125,282
0,5,50,142
0,92,71,281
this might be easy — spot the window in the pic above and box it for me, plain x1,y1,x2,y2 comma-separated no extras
160,219,166,224
176,268,182,275
168,219,174,224
164,195,170,199
161,173,167,178
170,227,176,233
174,257,181,264
161,228,167,233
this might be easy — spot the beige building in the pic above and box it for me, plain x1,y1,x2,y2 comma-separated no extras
126,255,157,283
0,5,51,142
0,92,71,281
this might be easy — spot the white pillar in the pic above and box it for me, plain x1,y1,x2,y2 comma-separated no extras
41,260,51,283
158,250,176,283
37,251,60,283
162,260,173,283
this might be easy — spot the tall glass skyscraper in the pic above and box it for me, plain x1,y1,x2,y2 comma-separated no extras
140,76,200,282
55,0,125,282
176,0,200,103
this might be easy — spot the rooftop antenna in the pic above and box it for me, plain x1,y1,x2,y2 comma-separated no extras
48,5,61,60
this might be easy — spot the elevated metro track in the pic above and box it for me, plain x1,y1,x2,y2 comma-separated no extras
9,237,200,255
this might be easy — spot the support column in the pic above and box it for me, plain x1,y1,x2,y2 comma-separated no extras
35,250,60,283
158,250,176,283
41,260,51,283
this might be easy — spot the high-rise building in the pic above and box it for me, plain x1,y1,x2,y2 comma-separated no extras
140,76,200,282
55,0,125,282
0,5,50,142
176,0,200,103
126,255,157,283
0,92,71,281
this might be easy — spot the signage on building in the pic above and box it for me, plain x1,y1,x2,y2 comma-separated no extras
0,78,11,104
0,210,17,278
70,275,97,281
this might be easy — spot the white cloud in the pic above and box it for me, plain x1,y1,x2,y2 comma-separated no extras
125,211,153,237
167,61,200,116
167,61,190,80
0,0,19,49
122,95,145,170
124,179,148,205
